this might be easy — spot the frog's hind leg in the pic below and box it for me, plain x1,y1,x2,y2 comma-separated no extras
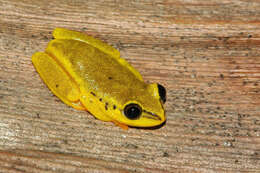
53,28,120,58
32,52,85,111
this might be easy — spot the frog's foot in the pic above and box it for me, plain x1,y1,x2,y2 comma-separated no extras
112,120,129,130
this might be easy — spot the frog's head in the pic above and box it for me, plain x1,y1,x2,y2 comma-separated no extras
113,83,166,128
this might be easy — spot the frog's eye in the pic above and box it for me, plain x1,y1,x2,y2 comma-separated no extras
157,83,166,103
124,103,142,120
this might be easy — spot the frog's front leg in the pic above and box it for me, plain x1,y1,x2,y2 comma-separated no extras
79,96,113,122
112,121,129,130
32,52,85,111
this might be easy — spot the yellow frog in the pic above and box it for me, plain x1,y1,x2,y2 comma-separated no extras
32,28,166,129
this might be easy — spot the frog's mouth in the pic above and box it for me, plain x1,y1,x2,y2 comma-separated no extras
142,110,161,121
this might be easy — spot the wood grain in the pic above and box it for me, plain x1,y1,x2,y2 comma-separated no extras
0,0,259,172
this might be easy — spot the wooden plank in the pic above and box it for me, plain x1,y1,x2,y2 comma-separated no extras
0,0,259,172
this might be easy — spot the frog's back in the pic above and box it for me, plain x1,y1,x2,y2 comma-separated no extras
45,39,145,101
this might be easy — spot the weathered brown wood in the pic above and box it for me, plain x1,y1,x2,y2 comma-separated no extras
0,0,259,172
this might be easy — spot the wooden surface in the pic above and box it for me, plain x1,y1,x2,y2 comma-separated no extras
0,0,259,172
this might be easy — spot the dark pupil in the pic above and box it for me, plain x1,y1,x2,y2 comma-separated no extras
124,104,142,120
157,83,166,103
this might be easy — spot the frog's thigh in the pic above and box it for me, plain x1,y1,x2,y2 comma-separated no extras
32,52,85,110
53,28,120,58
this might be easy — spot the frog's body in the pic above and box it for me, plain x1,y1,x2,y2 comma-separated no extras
32,28,166,129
